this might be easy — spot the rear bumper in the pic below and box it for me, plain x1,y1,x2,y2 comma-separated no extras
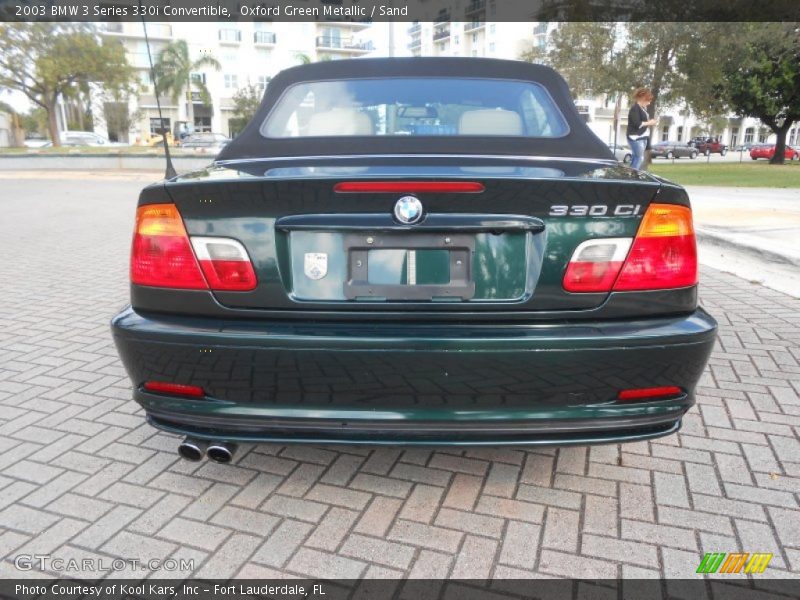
111,307,717,445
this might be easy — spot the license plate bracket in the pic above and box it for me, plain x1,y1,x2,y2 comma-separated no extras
343,233,475,301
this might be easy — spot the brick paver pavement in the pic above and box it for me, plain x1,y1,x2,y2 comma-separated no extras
0,174,798,581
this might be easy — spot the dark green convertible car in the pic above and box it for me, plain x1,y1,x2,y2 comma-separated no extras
112,58,716,462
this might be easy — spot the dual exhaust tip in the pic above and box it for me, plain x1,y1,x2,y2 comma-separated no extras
178,438,237,464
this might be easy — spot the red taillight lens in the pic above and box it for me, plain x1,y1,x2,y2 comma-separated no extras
131,204,207,289
144,381,205,398
191,237,257,291
334,181,485,193
613,204,697,291
618,386,683,401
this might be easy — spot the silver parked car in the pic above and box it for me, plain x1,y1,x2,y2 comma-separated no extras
607,143,632,164
181,133,231,155
61,131,127,147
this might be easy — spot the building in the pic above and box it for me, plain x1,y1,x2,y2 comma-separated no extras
95,21,373,142
407,8,532,59
406,18,797,149
0,111,12,147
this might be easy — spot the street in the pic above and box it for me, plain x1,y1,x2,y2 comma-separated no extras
0,174,798,582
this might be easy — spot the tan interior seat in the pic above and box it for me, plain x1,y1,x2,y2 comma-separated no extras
458,109,523,136
306,108,374,136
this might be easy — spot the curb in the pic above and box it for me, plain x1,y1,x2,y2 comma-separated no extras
695,227,800,268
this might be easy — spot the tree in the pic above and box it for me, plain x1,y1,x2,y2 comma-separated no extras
524,22,726,168
0,23,134,146
153,40,221,130
232,84,263,123
522,23,629,146
99,92,140,143
20,106,48,136
228,83,264,137
717,24,800,165
522,23,621,100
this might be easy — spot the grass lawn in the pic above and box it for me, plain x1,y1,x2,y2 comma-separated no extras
649,160,800,187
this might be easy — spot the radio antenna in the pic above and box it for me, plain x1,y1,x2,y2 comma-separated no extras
138,2,177,179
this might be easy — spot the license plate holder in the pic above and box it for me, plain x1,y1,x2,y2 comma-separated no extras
343,233,475,301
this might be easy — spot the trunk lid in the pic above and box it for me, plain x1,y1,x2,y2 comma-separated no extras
164,156,662,313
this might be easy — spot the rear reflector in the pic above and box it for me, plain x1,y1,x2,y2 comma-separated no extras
144,381,205,398
618,386,683,401
563,238,632,293
334,181,485,193
131,204,207,289
190,237,257,291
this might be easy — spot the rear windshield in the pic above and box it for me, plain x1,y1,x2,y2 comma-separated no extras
260,78,569,139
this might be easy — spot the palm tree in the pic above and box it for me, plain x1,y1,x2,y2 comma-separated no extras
294,52,312,65
153,40,221,133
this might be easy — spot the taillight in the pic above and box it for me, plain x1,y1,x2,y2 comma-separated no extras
131,205,257,291
563,238,632,293
131,204,207,289
613,204,697,291
190,237,257,291
562,204,697,293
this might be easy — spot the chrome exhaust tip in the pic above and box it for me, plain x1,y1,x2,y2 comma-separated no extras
207,441,237,464
177,438,207,462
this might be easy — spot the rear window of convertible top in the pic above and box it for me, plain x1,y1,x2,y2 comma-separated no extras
260,77,569,139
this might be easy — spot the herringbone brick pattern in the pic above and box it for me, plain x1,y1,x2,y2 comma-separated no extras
0,175,798,580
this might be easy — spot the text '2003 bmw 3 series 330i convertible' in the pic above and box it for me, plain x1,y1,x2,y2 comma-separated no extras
112,58,717,462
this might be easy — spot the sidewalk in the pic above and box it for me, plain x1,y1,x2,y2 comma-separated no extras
687,186,800,297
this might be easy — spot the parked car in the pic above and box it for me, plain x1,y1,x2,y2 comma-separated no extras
607,143,632,164
689,136,727,156
180,132,231,154
749,144,800,161
111,58,716,461
651,141,698,159
60,131,126,147
23,138,52,149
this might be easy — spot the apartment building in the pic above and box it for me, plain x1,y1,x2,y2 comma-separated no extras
406,16,791,148
95,21,373,141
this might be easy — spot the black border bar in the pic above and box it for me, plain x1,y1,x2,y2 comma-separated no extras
2,0,800,22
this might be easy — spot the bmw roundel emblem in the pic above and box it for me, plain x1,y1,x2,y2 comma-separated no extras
394,195,424,225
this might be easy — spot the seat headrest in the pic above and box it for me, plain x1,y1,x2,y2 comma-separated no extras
458,109,523,136
306,108,374,136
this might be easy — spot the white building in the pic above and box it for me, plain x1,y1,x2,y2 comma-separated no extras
406,17,797,149
0,111,11,147
96,21,373,142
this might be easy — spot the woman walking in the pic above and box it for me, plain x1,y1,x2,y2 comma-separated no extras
627,88,657,170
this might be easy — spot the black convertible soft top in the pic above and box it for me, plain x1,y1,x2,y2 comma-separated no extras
216,57,614,162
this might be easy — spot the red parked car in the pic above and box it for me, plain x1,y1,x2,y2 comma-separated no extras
749,144,800,160
689,137,727,156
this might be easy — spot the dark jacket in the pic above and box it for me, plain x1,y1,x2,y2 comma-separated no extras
626,104,649,138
